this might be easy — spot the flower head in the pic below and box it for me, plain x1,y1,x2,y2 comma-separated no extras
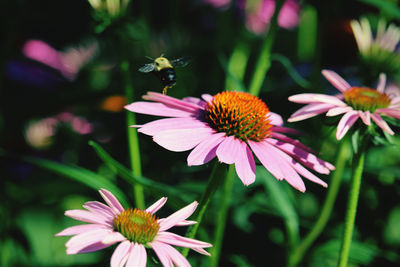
126,91,333,192
56,189,211,267
350,18,400,77
288,70,400,140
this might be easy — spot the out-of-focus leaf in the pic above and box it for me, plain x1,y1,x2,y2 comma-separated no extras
358,0,400,20
297,5,318,62
257,167,299,243
22,156,129,207
88,141,186,199
230,255,255,267
17,209,99,266
218,54,246,92
384,206,400,245
310,239,378,267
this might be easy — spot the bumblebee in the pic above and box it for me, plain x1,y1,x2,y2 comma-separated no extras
139,56,189,94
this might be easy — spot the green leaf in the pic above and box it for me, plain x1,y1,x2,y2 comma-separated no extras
310,239,379,266
271,54,311,89
257,167,299,244
22,156,129,207
358,0,400,20
88,141,185,199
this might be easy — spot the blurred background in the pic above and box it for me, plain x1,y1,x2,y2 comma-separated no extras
1,0,400,266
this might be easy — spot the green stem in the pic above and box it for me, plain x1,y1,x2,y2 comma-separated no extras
337,139,367,267
209,165,235,267
121,60,145,209
182,162,227,257
248,0,284,96
288,140,350,267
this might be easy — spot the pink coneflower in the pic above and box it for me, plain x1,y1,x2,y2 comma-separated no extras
245,0,299,35
126,91,333,192
56,189,211,267
288,70,400,140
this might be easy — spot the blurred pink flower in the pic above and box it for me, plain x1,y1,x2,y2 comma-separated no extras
126,91,333,192
23,39,98,81
245,0,299,34
57,189,211,267
288,70,400,140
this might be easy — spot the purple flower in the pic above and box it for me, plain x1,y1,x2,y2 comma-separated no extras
126,91,333,192
57,189,211,267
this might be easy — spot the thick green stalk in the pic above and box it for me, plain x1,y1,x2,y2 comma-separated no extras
288,140,350,267
209,165,235,267
182,162,227,257
248,0,284,96
121,60,145,209
337,140,367,267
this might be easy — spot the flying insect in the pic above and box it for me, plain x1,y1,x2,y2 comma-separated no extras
139,55,189,94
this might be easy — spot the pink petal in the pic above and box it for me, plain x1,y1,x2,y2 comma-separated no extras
216,135,240,164
201,94,213,103
143,92,203,113
161,244,191,267
56,224,108,236
271,132,314,153
336,111,359,140
358,110,371,125
110,241,132,267
371,113,395,135
187,132,225,166
99,188,124,215
155,232,212,249
266,138,334,174
234,141,256,186
249,140,306,192
283,158,328,187
102,232,126,245
278,0,300,29
376,108,400,119
288,103,336,122
146,197,167,214
23,40,64,72
182,96,207,107
321,69,352,92
66,229,113,254
173,220,197,226
272,126,302,135
125,102,194,118
191,247,211,256
151,242,173,267
376,73,387,93
159,201,198,232
326,106,353,117
269,112,284,126
126,243,147,267
83,201,115,219
64,210,112,226
137,117,208,136
288,93,346,106
153,127,215,152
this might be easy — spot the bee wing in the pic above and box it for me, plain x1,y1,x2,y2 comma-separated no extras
138,63,156,73
170,57,190,68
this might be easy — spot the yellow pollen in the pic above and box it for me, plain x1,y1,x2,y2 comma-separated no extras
344,87,391,112
204,91,272,141
113,208,160,244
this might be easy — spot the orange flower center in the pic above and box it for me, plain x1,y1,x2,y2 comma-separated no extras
344,87,391,112
204,91,272,141
113,208,159,244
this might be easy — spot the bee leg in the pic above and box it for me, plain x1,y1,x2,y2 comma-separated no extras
162,86,168,95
